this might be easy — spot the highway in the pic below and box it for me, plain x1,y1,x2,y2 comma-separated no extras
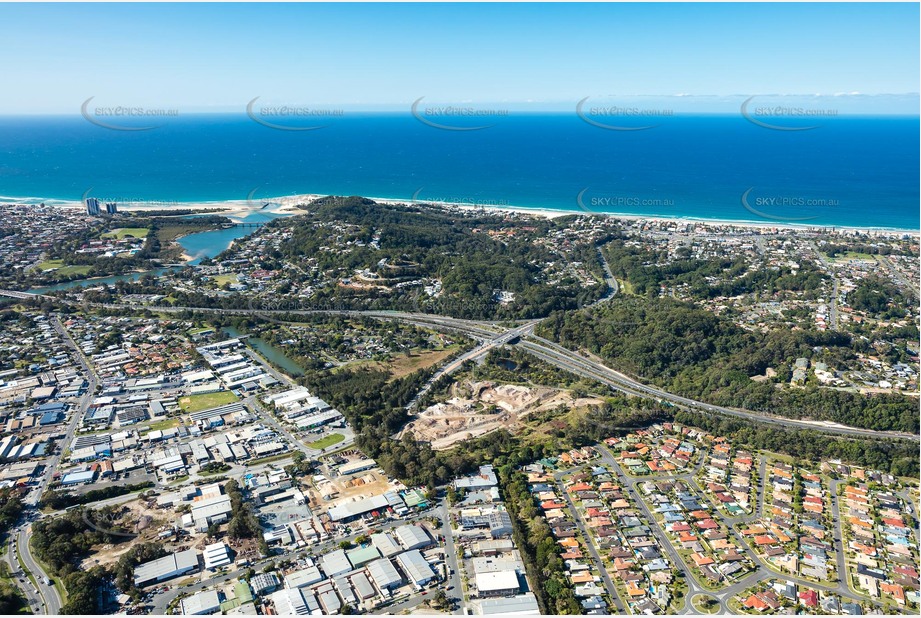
518,334,919,443
404,319,541,413
3,287,917,443
3,530,45,614
161,306,921,441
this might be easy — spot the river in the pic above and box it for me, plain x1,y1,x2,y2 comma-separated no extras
29,212,282,294
223,326,305,377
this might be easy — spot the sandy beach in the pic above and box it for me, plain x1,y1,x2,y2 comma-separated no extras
9,193,918,237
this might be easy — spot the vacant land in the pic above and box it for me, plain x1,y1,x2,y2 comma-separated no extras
310,433,345,450
140,418,182,434
347,345,460,381
101,227,150,239
179,390,238,413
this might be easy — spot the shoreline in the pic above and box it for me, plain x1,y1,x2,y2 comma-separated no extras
4,193,918,236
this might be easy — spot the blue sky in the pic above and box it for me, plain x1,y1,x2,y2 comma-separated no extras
1,2,918,114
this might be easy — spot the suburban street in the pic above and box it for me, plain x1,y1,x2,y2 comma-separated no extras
150,503,452,614
6,316,98,615
581,443,898,615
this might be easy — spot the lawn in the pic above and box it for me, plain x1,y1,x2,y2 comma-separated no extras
36,259,92,276
310,433,345,450
179,391,238,413
828,251,876,262
691,594,720,614
101,227,150,239
212,274,239,286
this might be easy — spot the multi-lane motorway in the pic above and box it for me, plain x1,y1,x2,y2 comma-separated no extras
1,286,917,444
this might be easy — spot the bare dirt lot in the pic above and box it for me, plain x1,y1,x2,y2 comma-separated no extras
399,380,604,450
305,463,398,511
79,498,174,569
79,496,257,571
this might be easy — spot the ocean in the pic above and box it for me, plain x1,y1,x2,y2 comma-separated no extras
0,113,917,230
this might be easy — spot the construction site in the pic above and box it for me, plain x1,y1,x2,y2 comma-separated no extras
399,379,604,450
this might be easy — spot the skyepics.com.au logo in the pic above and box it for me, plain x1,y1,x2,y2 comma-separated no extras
410,188,512,209
82,187,181,210
246,97,344,131
81,507,149,539
81,97,179,131
411,97,508,131
576,188,676,214
741,187,838,222
247,295,320,325
576,96,673,131
741,96,837,131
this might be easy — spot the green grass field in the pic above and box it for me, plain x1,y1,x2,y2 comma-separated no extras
36,259,93,276
212,274,239,286
101,227,150,239
827,251,876,262
179,391,238,413
310,433,345,450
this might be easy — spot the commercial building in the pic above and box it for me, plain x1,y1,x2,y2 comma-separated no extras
338,458,377,476
249,572,280,596
367,558,403,591
180,590,222,615
455,465,499,489
327,494,390,522
371,532,403,557
350,572,377,601
203,542,233,570
270,588,320,615
394,525,432,551
61,469,96,485
346,545,381,568
190,494,233,528
321,549,352,578
285,566,323,589
475,570,521,597
477,593,540,615
396,550,437,587
134,549,200,587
